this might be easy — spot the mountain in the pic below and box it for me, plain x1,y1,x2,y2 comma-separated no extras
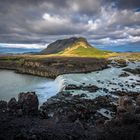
40,37,88,54
40,37,115,57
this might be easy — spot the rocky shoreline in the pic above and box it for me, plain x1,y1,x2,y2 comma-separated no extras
0,56,109,78
1,91,140,140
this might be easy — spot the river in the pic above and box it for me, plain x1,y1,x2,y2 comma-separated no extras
0,70,59,104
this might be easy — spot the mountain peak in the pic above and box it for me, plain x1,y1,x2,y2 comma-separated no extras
40,37,91,54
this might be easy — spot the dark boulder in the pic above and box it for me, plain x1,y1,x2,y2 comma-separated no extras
95,118,105,127
135,106,140,114
121,112,136,124
84,85,99,92
136,95,140,106
119,72,130,77
65,84,99,92
117,106,127,119
18,92,39,115
65,84,80,90
0,100,7,110
8,98,19,112
118,96,135,113
123,68,140,75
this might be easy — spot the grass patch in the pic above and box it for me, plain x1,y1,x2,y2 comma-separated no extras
55,46,117,58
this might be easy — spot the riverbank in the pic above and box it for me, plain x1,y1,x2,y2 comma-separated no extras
0,52,140,78
0,55,109,78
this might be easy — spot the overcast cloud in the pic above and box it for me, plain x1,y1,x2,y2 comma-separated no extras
0,0,140,48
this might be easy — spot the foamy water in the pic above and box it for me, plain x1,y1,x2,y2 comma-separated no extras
56,62,140,99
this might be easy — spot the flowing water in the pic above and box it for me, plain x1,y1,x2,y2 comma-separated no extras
56,62,140,99
0,70,59,104
0,62,140,104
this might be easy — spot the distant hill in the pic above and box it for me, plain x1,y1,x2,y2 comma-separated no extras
40,37,116,58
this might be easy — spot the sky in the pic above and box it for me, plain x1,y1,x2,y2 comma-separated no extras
0,0,140,50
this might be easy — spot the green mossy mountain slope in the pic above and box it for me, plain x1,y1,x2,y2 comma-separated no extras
41,37,116,58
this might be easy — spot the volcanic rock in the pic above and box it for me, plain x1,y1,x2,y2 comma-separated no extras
18,92,39,115
0,100,7,110
136,95,140,106
119,72,130,77
8,98,19,112
118,96,135,113
123,68,140,75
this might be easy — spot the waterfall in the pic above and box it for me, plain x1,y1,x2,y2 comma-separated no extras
54,75,67,92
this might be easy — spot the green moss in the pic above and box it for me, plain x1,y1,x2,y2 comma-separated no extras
57,46,114,58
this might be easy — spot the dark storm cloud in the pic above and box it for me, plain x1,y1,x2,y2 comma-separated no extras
0,0,140,47
112,0,140,9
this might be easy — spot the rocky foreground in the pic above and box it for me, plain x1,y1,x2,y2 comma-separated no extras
0,90,140,140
